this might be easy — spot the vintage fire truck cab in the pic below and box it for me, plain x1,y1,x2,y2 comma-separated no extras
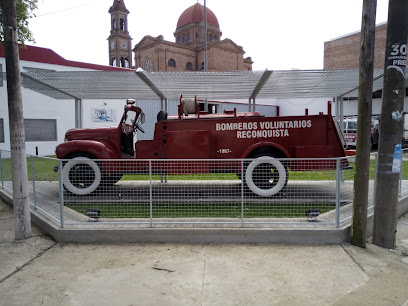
56,97,347,196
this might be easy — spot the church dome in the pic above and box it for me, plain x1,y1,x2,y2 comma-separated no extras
177,3,219,28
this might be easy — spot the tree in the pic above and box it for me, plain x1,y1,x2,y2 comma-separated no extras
0,0,38,44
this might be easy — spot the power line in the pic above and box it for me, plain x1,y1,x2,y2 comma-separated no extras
31,4,89,18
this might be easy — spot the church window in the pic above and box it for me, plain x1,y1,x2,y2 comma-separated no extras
195,32,199,39
214,35,217,40
187,33,190,42
186,62,193,70
201,62,205,70
111,57,116,66
112,19,116,30
178,36,182,44
125,58,129,68
168,59,176,67
120,57,126,67
120,19,125,31
209,34,213,41
183,35,186,43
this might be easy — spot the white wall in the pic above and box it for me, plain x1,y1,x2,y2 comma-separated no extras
256,97,333,116
343,98,408,116
0,57,102,156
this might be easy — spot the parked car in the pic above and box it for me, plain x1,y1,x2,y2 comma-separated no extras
343,116,380,149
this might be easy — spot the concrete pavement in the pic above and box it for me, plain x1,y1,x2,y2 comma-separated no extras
1,199,408,305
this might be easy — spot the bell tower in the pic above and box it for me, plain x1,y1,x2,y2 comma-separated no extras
108,0,132,68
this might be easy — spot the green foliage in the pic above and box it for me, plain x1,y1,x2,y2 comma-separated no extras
1,157,406,182
0,0,38,43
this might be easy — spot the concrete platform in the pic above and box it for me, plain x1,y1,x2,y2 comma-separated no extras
1,182,408,244
1,198,408,305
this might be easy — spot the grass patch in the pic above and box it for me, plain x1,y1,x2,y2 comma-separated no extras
1,156,407,182
0,156,59,181
122,173,240,181
66,202,336,219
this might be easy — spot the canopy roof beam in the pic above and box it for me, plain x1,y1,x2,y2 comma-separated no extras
250,69,273,99
135,71,167,100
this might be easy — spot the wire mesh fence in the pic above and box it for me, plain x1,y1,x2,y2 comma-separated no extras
401,150,408,197
1,149,407,229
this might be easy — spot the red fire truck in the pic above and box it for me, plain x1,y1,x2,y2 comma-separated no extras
56,97,347,196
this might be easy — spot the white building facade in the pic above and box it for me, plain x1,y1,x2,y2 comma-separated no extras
0,45,130,156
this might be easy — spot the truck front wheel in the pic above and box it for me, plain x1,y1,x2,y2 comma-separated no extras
245,156,287,196
62,156,101,195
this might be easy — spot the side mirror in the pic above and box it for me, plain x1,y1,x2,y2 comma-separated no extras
140,112,145,124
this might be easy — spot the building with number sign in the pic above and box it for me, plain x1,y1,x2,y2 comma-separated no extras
323,23,388,69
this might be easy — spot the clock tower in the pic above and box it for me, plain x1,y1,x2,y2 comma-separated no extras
108,0,132,68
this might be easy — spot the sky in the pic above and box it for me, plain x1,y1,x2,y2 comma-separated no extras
27,0,390,71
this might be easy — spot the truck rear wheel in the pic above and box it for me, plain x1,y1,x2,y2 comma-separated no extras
62,156,101,195
245,156,287,196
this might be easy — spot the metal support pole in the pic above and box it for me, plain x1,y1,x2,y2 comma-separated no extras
204,0,208,112
0,150,3,189
336,158,341,227
241,160,244,227
334,97,338,121
399,154,403,197
149,160,153,228
30,155,37,210
373,152,378,206
339,97,344,131
204,0,207,72
75,99,83,129
58,160,64,228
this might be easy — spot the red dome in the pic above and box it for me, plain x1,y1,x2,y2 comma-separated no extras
177,3,219,28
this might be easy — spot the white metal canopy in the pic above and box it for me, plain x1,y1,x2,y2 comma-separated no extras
19,68,404,101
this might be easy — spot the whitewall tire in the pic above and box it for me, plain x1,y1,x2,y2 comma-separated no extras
62,157,101,195
245,156,286,196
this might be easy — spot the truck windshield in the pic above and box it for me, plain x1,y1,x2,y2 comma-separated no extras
125,110,137,125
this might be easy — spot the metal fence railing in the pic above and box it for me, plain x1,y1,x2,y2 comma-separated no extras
1,149,407,229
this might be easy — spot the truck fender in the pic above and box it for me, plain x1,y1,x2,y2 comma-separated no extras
56,140,118,159
240,142,291,159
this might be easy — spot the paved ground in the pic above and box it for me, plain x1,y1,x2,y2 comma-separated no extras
1,198,408,306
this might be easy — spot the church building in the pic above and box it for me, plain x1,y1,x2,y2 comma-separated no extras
108,0,253,71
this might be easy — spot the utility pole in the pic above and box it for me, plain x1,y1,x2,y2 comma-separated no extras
1,0,32,239
351,0,377,248
204,0,208,112
373,0,408,249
